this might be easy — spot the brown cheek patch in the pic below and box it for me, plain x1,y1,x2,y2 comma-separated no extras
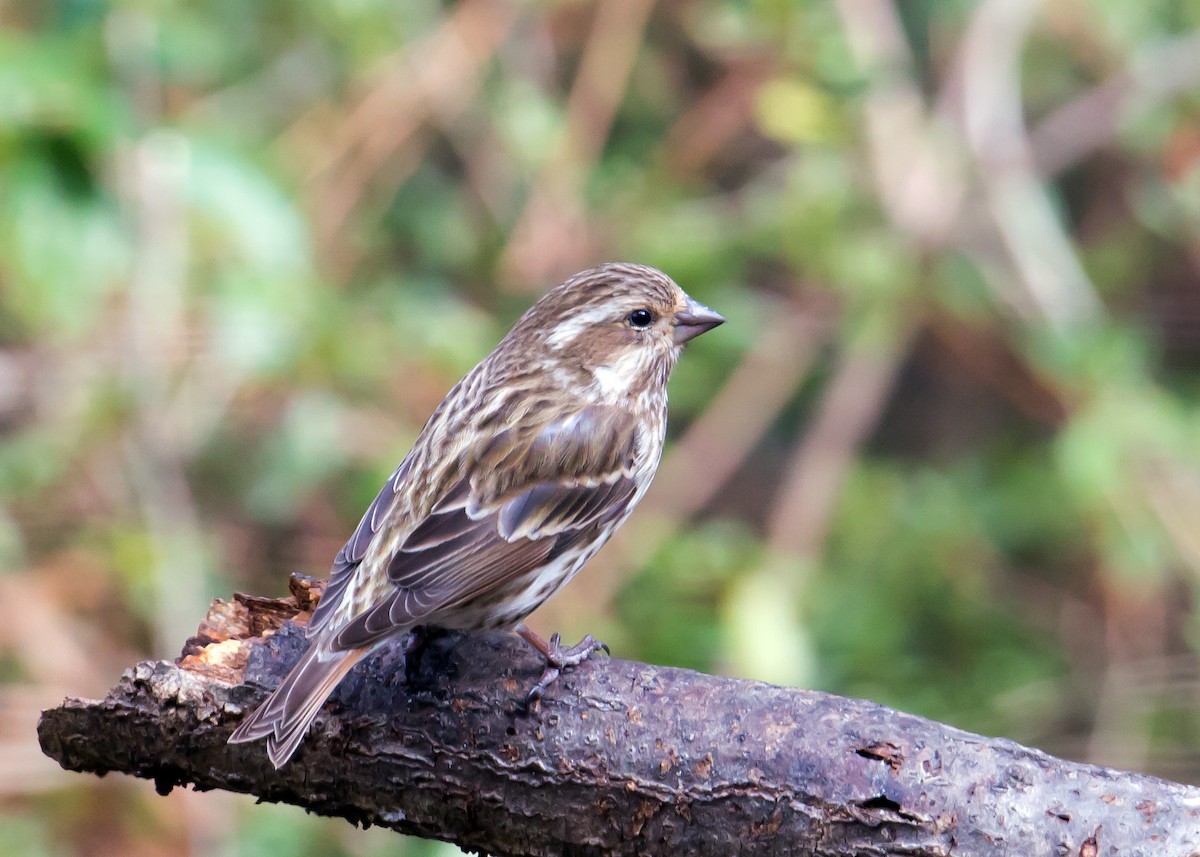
570,325,635,367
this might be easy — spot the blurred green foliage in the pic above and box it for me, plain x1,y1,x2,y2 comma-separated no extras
2,0,1200,854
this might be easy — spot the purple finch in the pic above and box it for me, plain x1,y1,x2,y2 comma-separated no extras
228,262,724,767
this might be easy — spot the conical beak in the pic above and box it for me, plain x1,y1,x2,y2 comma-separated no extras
673,296,725,345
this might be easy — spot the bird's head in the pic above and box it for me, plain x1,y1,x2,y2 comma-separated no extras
510,263,724,403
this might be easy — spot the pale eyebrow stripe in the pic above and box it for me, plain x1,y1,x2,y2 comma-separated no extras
546,304,613,348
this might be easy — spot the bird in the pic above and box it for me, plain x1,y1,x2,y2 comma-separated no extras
228,262,724,768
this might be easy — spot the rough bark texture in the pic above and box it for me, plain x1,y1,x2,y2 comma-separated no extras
38,576,1200,856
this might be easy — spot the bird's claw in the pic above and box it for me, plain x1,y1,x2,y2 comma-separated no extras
544,633,609,669
520,630,609,704
525,666,561,704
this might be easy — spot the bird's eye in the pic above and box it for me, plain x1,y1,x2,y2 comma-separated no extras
627,309,655,329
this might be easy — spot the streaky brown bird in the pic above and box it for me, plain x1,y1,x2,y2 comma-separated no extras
228,262,724,767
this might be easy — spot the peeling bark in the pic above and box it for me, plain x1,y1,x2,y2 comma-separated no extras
38,576,1200,856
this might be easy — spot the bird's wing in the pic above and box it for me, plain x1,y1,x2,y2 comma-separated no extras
328,404,644,651
307,456,414,637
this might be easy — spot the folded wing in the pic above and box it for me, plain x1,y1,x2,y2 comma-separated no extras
324,404,644,650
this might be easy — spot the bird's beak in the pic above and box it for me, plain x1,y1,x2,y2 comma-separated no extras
673,297,725,345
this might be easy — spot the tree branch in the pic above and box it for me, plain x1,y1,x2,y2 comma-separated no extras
38,576,1200,856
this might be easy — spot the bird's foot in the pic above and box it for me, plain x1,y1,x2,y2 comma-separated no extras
516,625,609,703
401,625,461,687
401,625,431,686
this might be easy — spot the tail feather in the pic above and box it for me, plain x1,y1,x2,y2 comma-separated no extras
228,641,365,769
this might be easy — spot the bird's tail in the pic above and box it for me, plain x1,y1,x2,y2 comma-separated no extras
228,639,365,769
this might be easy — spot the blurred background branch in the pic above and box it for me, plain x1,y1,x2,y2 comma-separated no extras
2,1,1199,855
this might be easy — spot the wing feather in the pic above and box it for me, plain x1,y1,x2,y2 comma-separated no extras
308,458,412,635
323,405,645,650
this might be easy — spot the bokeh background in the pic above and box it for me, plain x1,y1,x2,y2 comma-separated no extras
3,0,1200,854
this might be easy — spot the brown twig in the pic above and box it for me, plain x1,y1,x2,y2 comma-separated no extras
305,0,520,276
499,0,657,287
